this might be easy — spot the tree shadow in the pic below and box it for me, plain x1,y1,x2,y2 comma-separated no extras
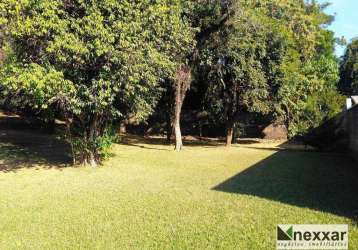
236,138,262,144
0,115,72,172
213,147,358,221
120,135,172,151
120,134,225,150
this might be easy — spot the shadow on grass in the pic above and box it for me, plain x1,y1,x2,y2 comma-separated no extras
0,115,72,172
213,147,358,221
120,134,226,151
120,135,172,151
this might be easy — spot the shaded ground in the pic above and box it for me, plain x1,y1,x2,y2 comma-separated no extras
213,149,358,221
0,112,72,172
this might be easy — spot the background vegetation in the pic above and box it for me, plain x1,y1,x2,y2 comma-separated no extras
0,0,353,165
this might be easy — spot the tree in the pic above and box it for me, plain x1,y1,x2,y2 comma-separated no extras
198,0,344,141
255,0,344,136
0,0,194,166
169,0,237,150
278,54,344,136
202,13,271,146
172,65,192,150
339,39,358,95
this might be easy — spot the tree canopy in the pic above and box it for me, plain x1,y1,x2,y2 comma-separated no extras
339,39,358,95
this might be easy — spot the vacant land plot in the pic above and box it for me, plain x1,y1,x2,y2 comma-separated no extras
0,128,357,249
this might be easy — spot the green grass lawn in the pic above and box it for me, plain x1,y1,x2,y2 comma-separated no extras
0,134,358,249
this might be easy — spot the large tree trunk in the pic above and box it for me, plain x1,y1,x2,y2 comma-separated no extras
172,65,191,151
174,88,183,150
224,80,238,147
86,114,99,167
88,151,97,167
174,115,182,151
119,122,126,135
226,120,234,147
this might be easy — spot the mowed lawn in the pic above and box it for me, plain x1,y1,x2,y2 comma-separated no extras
0,133,358,249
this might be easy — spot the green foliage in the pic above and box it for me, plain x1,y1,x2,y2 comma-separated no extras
0,59,77,114
197,0,343,137
94,126,118,160
305,88,345,124
252,0,334,60
278,55,344,136
202,12,271,122
0,0,194,164
253,0,343,136
339,39,358,95
69,125,117,164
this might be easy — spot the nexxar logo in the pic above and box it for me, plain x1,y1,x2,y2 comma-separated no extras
277,226,347,241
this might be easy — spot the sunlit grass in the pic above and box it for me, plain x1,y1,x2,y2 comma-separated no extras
0,138,357,249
